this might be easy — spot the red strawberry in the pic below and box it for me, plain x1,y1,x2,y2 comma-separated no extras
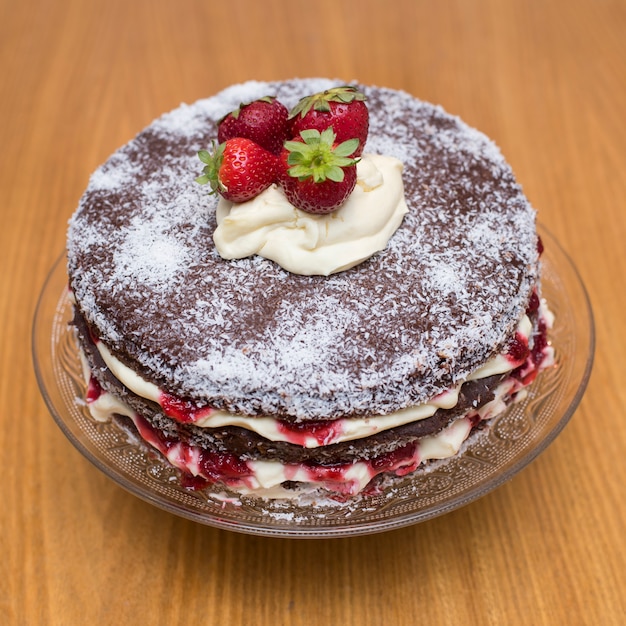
196,138,279,203
217,96,289,155
278,127,359,214
289,85,369,157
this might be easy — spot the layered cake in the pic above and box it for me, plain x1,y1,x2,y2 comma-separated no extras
67,78,554,500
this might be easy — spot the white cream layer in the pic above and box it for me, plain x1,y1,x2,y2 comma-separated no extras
213,154,408,276
93,313,533,448
241,417,475,498
84,376,523,499
84,376,475,498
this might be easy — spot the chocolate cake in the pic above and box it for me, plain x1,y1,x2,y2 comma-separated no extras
67,78,554,499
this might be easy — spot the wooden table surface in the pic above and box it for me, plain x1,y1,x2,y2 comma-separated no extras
2,0,625,624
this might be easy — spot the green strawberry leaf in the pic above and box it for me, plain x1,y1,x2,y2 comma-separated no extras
334,138,360,157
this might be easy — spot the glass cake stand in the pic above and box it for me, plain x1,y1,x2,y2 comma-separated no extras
32,225,594,538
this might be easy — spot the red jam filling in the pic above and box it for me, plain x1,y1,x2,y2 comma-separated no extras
276,419,344,446
370,442,420,476
158,391,214,424
513,315,551,385
526,289,540,315
505,331,530,367
86,374,104,403
132,414,253,490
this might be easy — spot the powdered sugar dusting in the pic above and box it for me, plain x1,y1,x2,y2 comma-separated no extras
67,79,539,419
88,152,141,191
113,217,191,288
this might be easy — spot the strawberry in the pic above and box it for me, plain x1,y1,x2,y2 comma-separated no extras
278,127,359,214
217,96,289,155
196,138,279,203
289,85,369,156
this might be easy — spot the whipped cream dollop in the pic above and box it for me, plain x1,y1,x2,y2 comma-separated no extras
213,153,408,276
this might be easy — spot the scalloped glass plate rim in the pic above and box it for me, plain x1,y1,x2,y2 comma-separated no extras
32,224,594,538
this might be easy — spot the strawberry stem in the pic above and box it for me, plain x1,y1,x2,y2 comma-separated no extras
284,128,359,183
288,85,366,119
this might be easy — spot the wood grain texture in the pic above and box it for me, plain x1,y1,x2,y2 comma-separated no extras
1,0,625,624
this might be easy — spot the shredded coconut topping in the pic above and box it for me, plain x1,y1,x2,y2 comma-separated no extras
67,79,539,420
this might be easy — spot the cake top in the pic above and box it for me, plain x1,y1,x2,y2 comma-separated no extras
67,79,539,420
